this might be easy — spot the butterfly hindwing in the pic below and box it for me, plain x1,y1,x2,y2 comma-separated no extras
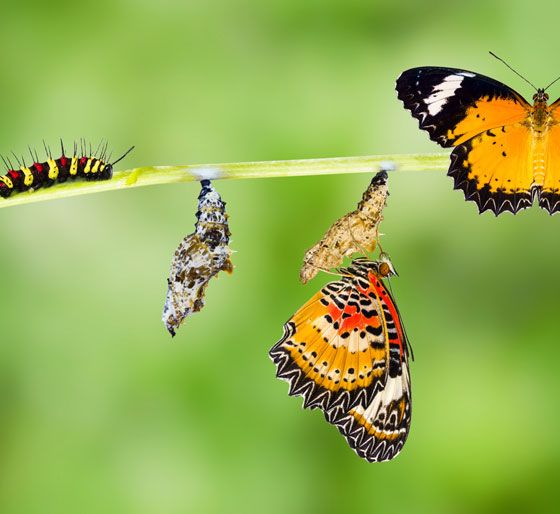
326,364,411,462
396,67,530,148
449,123,534,214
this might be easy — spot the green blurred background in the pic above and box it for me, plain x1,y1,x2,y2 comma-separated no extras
0,1,558,513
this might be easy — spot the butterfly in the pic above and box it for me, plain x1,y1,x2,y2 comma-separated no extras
269,254,412,462
396,58,560,215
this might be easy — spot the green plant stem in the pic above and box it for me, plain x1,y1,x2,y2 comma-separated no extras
0,152,449,209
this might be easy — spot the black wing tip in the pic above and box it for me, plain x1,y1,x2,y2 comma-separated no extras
396,66,458,85
395,82,454,148
396,67,527,150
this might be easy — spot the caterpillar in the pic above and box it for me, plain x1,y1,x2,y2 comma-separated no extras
0,141,135,198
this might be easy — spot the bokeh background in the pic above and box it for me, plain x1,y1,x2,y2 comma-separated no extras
0,1,558,513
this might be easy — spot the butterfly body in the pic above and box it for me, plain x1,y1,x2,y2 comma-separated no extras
529,90,550,130
396,66,560,214
270,255,412,462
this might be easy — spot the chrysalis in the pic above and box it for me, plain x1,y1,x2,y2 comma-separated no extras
162,180,233,336
300,169,389,283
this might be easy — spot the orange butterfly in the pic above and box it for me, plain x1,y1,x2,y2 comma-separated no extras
396,57,560,215
269,255,412,462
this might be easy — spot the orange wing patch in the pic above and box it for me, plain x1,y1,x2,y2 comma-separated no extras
447,97,528,146
449,123,534,214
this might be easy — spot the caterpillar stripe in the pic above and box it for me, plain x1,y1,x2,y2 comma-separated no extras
0,141,134,198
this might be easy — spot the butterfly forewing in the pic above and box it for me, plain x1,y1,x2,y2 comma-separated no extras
270,257,412,462
270,276,388,412
396,67,530,147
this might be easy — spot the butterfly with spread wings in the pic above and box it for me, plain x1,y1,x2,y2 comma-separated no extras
396,59,560,215
269,255,412,462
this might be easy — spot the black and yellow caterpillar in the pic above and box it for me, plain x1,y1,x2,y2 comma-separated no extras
0,141,134,198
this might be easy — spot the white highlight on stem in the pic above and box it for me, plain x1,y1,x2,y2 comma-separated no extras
380,160,397,172
190,166,223,181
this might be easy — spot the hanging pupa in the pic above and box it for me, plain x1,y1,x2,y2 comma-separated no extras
300,167,390,283
162,180,233,336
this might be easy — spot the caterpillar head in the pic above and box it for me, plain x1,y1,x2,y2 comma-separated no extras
101,163,113,180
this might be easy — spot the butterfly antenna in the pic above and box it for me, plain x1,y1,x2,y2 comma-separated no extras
386,276,415,361
544,75,560,91
111,146,135,166
489,51,537,91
